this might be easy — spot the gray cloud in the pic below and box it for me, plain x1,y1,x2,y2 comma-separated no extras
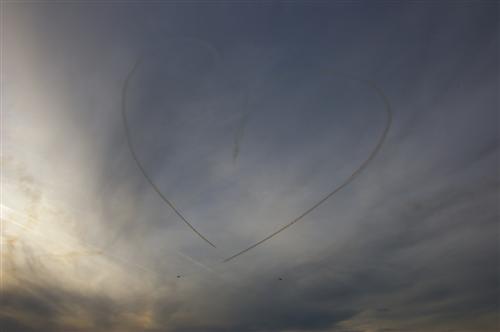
2,2,498,332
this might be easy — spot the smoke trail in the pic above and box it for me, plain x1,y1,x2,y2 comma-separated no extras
121,57,217,248
223,75,393,262
232,94,252,163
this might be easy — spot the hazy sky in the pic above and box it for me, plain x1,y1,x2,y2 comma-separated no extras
1,2,499,332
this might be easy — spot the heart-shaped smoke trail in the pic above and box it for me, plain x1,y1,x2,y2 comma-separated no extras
121,41,392,261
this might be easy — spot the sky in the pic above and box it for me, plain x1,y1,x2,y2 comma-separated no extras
1,1,499,332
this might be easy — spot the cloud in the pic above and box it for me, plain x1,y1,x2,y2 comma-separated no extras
2,2,498,332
